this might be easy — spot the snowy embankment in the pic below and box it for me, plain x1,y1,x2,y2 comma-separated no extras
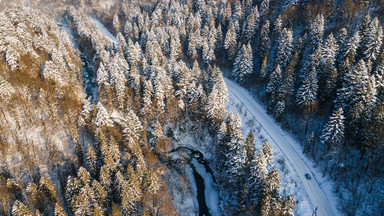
225,78,341,216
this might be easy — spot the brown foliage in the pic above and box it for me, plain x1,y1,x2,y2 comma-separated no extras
155,138,173,157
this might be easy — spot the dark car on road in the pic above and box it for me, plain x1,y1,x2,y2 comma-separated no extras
305,173,311,180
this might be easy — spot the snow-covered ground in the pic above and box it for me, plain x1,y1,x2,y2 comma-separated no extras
225,78,341,216
90,18,117,42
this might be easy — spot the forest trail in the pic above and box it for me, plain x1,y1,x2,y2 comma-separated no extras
225,78,338,216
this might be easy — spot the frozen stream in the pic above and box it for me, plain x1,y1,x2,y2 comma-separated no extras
172,147,220,216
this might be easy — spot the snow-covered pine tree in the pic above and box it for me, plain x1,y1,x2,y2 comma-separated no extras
282,195,296,216
109,137,121,165
265,168,281,197
205,77,228,123
142,80,153,113
273,15,283,38
154,77,165,113
296,65,318,111
54,203,68,216
0,76,15,102
233,43,253,84
113,14,120,32
202,39,215,64
86,146,98,177
225,114,247,191
259,54,269,80
260,20,271,58
242,6,259,43
336,60,376,117
92,180,107,210
319,33,339,102
278,52,299,105
359,16,383,61
94,102,114,128
153,120,164,143
72,184,93,216
308,14,325,52
187,28,201,60
321,107,345,153
215,23,224,53
224,21,237,61
123,109,143,147
5,45,19,71
275,28,294,69
121,165,142,214
248,149,268,206
12,200,34,216
262,141,274,166
266,64,282,96
274,100,286,121
343,31,361,66
245,130,256,164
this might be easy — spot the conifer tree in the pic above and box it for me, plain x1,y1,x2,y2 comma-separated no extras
321,108,345,152
266,65,282,96
0,76,15,102
343,31,361,65
282,195,296,216
262,141,274,166
215,24,224,52
224,21,237,61
296,66,318,110
319,33,339,102
245,130,256,164
225,114,246,188
265,168,281,196
72,184,93,216
86,146,98,177
5,45,19,71
205,71,228,122
113,14,120,32
273,15,283,38
92,180,107,209
308,14,325,52
336,60,376,118
249,149,267,206
12,200,34,216
233,43,253,84
260,21,271,58
360,16,383,61
94,102,113,127
275,28,294,69
54,203,68,216
154,120,164,143
259,54,269,80
202,40,215,64
278,52,299,105
274,100,286,121
243,6,259,43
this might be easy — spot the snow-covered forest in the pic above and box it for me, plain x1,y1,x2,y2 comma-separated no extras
0,0,383,215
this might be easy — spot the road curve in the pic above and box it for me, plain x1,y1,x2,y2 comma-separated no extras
225,78,336,216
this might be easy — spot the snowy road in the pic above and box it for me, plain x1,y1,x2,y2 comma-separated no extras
225,78,337,216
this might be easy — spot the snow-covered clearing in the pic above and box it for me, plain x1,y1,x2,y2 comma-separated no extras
90,18,116,42
225,78,341,216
